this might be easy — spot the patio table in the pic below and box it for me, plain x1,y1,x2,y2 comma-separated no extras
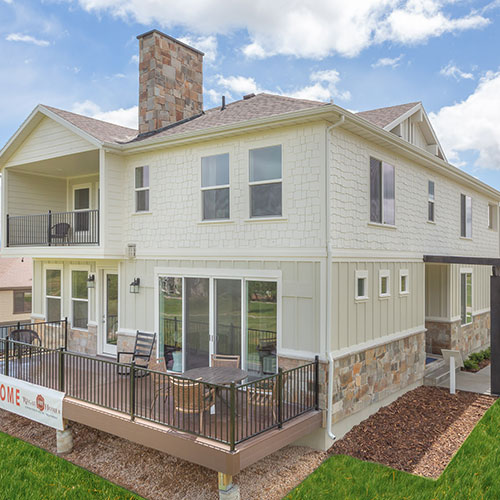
181,366,248,385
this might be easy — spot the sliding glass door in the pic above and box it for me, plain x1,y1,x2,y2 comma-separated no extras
215,279,241,358
185,278,210,370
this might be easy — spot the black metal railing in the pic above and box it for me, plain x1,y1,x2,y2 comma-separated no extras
0,337,318,449
0,319,67,350
6,210,99,247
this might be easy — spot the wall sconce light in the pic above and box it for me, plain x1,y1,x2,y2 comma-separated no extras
87,274,95,289
129,277,140,294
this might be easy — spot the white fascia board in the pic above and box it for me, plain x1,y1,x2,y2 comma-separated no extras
382,103,422,133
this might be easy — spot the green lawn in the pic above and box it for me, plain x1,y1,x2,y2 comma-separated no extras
286,399,500,500
0,432,143,500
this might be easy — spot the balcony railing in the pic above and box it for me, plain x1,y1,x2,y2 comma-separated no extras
0,320,319,449
6,210,99,247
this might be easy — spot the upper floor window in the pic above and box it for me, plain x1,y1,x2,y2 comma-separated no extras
249,145,282,218
13,290,32,314
488,203,498,231
460,194,472,238
428,181,435,222
135,166,150,212
370,157,395,225
201,153,230,220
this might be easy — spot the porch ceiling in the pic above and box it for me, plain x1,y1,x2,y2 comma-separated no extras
8,150,99,178
424,255,500,267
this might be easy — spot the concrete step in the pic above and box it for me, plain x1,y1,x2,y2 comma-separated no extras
424,365,451,386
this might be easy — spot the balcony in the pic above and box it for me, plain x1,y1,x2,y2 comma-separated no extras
6,209,99,247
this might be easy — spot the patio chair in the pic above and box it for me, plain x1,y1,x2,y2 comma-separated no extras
117,331,156,376
149,357,171,412
211,354,240,368
8,329,42,381
171,377,215,430
9,328,41,354
49,222,71,245
246,372,288,420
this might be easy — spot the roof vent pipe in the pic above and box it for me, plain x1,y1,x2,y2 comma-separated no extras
221,95,226,110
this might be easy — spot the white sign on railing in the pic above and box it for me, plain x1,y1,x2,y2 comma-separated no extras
0,375,64,430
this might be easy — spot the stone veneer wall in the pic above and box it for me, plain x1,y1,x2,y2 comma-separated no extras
67,324,97,355
330,331,425,424
426,311,490,356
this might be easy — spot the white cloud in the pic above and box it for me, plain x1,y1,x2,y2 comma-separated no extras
72,0,491,59
72,100,138,129
440,62,474,80
288,70,351,102
372,54,404,69
430,71,500,169
6,33,50,47
215,75,260,98
178,34,217,63
130,54,139,64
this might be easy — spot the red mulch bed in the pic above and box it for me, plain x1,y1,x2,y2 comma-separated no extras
328,386,496,478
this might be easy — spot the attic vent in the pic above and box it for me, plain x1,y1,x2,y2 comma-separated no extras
126,243,136,259
243,93,255,100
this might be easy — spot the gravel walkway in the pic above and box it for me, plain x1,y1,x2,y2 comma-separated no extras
328,386,496,478
0,410,326,500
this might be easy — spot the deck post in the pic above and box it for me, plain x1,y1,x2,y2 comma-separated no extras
56,419,73,455
218,472,240,499
6,214,9,247
278,368,283,429
229,382,236,451
5,338,9,377
314,355,319,411
58,348,65,392
47,210,52,246
64,318,68,350
130,362,136,421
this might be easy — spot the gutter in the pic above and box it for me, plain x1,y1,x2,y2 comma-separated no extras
325,115,344,442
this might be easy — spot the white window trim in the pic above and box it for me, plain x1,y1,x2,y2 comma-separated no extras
135,165,150,213
249,144,283,219
460,268,473,326
379,269,391,298
488,203,498,231
399,269,409,295
355,270,369,301
460,194,472,239
43,264,63,322
200,154,231,222
70,265,90,332
369,156,396,227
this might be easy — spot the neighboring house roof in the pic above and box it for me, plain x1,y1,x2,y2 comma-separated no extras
42,105,138,144
355,102,420,128
0,258,32,290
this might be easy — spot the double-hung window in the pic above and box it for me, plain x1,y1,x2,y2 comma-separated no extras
46,269,62,322
370,157,395,225
201,153,230,220
14,290,32,314
460,271,472,325
249,145,282,218
460,194,472,238
135,166,150,212
428,181,435,222
488,204,497,231
72,270,89,329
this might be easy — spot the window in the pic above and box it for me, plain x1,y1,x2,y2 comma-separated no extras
355,270,368,300
379,270,390,297
135,166,150,212
428,181,435,222
399,269,409,295
71,270,88,329
13,290,32,314
370,157,395,225
461,271,472,325
488,204,498,230
46,269,61,322
249,145,282,218
201,153,230,220
460,194,472,238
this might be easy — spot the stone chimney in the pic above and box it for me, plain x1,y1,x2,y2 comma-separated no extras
137,30,204,135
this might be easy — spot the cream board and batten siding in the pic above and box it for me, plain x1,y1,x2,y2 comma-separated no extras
119,258,322,357
425,264,491,321
331,260,424,351
329,127,499,257
123,123,325,254
4,117,95,168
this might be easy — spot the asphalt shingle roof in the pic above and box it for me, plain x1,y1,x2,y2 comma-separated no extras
355,102,420,129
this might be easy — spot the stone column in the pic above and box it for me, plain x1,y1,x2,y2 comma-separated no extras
56,419,73,455
218,473,240,500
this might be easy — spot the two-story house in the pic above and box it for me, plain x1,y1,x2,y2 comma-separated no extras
1,29,499,489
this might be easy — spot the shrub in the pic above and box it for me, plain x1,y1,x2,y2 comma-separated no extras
470,352,485,363
464,359,479,371
483,347,491,359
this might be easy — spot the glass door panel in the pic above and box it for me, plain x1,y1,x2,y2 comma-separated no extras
185,278,210,370
159,277,183,371
247,281,277,376
105,273,118,347
215,279,241,360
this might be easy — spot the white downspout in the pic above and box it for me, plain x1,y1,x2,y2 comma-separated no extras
325,114,344,441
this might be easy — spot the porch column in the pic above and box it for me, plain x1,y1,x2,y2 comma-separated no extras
491,271,500,395
218,472,240,499
56,419,73,455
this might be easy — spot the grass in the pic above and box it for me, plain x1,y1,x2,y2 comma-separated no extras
0,432,144,500
286,399,500,500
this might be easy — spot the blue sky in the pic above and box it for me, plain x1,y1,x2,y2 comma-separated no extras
1,0,500,188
